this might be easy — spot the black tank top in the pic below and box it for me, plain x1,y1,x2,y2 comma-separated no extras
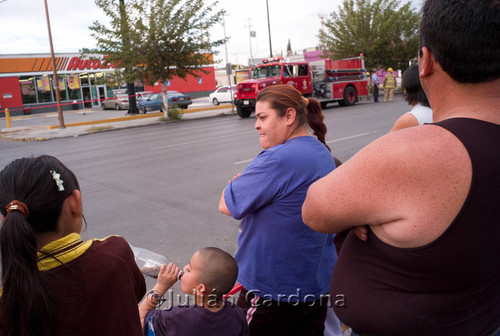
331,118,500,336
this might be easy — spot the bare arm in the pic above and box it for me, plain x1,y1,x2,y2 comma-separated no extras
219,188,231,216
302,134,406,234
218,174,240,217
303,125,471,248
138,263,180,327
390,112,419,132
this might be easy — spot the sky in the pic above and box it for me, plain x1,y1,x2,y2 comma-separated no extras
0,0,423,67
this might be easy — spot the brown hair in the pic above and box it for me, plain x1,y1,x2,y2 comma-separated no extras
256,84,330,151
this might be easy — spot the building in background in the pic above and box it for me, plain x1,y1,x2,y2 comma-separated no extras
0,53,216,115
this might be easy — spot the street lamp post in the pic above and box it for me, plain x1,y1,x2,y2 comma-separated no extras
266,0,273,58
44,0,65,128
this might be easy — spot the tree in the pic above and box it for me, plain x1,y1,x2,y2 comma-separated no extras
318,0,420,72
84,0,225,117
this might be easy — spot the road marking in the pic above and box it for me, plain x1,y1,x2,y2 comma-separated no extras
150,131,254,150
234,159,253,165
325,131,376,144
233,131,377,165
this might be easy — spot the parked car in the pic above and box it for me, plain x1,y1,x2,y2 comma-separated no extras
102,93,129,110
136,91,153,102
208,85,236,106
138,91,192,114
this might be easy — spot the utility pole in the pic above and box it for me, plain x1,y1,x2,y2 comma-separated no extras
246,19,255,67
222,14,234,111
266,0,273,58
44,0,65,128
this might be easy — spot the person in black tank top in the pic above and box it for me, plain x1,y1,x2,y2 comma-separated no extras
302,0,500,335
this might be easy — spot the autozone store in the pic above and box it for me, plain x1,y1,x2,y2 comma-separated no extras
0,53,216,115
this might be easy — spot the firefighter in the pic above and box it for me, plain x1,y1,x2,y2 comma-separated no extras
383,67,397,102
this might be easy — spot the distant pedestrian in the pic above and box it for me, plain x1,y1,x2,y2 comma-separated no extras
365,72,372,101
383,67,397,102
371,71,380,102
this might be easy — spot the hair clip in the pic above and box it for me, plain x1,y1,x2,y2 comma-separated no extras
50,170,65,191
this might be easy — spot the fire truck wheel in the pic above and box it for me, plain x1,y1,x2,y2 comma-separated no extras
343,87,357,106
237,105,252,118
320,102,328,109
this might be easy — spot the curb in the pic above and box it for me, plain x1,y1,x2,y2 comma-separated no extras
0,104,236,141
44,104,234,129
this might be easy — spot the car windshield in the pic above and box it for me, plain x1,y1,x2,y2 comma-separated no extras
253,65,282,78
138,92,152,98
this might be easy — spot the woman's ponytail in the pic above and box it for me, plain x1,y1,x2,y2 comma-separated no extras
0,211,56,336
305,98,331,151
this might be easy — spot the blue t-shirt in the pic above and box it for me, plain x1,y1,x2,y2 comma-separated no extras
224,136,337,302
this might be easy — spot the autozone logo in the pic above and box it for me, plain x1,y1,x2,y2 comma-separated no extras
66,57,117,71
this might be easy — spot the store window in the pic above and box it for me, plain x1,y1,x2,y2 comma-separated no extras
36,75,53,103
94,72,107,85
80,73,89,87
56,75,68,101
67,75,82,101
104,72,119,95
19,76,37,104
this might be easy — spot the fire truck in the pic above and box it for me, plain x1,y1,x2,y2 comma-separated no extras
233,56,368,118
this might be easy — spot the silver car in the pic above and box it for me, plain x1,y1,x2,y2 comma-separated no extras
102,93,129,110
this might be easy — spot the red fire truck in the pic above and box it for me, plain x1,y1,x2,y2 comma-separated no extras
233,56,368,118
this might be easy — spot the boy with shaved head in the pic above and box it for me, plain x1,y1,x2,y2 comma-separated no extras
139,247,248,336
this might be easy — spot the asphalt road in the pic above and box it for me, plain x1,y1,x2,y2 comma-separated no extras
0,96,407,290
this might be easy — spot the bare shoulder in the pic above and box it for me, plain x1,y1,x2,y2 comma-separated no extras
303,123,471,247
367,124,472,247
389,112,419,132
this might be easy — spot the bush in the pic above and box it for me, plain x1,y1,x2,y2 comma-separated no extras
167,105,183,121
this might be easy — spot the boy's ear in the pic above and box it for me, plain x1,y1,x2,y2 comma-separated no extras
197,283,206,295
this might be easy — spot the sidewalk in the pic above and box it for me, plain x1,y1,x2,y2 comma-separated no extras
0,104,236,141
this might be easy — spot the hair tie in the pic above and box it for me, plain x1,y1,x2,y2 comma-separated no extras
302,97,309,107
6,200,30,218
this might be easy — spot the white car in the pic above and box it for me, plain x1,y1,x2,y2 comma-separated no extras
208,85,236,106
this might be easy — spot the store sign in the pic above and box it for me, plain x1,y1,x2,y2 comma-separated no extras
66,57,117,71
